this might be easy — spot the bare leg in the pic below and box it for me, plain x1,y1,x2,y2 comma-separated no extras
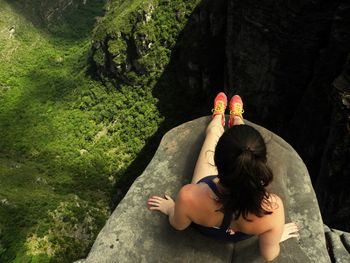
191,115,224,183
232,116,244,125
191,115,245,184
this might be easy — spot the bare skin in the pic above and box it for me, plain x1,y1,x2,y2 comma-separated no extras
148,114,299,261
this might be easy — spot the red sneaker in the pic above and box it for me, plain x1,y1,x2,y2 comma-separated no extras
228,95,244,127
212,92,227,126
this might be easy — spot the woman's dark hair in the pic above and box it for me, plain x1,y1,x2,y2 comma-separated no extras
214,124,273,221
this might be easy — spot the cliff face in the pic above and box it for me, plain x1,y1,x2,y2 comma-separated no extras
223,0,350,230
92,0,350,231
225,0,350,231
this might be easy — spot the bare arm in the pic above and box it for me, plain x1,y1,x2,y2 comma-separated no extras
147,186,192,230
259,197,299,261
259,227,283,261
259,196,284,261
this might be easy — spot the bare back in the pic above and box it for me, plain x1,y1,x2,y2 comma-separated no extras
178,180,284,237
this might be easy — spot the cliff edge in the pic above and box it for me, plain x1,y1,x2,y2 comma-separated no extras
77,117,330,262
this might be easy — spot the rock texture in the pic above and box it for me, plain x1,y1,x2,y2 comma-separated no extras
223,0,350,232
77,117,330,262
174,0,350,231
91,0,350,230
325,225,350,263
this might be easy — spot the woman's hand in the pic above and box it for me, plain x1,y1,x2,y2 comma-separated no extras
147,195,175,216
279,222,299,243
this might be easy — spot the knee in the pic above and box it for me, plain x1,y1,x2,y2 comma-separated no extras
206,124,224,136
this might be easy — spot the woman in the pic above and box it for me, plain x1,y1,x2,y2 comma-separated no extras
147,92,299,261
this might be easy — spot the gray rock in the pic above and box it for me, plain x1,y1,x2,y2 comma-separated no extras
324,227,350,263
325,231,350,263
342,233,350,254
78,117,330,262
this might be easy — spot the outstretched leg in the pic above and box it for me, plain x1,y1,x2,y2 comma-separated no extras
191,93,245,184
191,115,224,183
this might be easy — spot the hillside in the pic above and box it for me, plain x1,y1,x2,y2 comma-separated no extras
1,0,349,262
0,0,195,262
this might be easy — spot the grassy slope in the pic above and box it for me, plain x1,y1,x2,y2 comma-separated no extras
0,1,163,262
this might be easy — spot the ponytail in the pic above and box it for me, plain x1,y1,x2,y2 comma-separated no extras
214,125,273,220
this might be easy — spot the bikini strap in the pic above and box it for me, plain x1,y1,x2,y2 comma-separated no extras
196,176,220,196
220,212,232,229
197,176,232,230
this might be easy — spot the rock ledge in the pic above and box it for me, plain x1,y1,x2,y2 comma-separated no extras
77,117,330,262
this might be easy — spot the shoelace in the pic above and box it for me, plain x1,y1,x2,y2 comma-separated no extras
230,103,244,118
212,101,226,114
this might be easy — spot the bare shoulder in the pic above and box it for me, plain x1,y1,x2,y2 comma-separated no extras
177,184,196,202
245,193,284,234
264,193,284,213
265,193,285,230
175,184,204,220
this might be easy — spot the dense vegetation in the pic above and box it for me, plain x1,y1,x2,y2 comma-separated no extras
0,0,207,262
0,1,112,262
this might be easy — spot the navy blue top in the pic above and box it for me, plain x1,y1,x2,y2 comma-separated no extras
191,175,253,241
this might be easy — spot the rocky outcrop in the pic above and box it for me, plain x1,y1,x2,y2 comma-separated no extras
324,225,350,263
178,0,350,231
315,57,350,231
90,0,350,230
77,117,330,262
